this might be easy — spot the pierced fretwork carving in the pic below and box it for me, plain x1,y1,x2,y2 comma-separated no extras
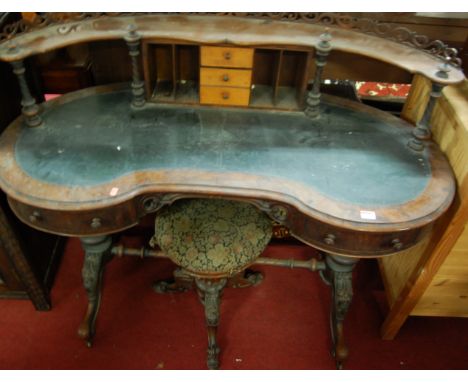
0,13,461,68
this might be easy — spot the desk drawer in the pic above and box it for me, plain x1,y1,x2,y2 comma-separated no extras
201,46,254,68
200,86,250,106
200,67,252,88
8,198,138,236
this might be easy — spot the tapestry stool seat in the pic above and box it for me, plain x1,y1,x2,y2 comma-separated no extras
150,198,272,369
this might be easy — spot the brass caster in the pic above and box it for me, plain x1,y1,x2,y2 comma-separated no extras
86,340,93,348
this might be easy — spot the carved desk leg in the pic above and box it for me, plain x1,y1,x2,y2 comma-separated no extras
195,278,228,370
78,235,113,347
323,254,358,369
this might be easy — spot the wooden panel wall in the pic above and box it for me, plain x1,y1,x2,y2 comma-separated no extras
410,80,468,317
378,237,430,307
379,76,468,339
412,224,468,317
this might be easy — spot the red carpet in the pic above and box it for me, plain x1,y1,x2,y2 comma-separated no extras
0,237,467,369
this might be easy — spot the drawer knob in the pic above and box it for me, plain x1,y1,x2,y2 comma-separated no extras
224,52,231,60
222,74,229,82
392,238,403,250
324,234,336,246
90,218,102,229
29,211,41,223
222,92,230,100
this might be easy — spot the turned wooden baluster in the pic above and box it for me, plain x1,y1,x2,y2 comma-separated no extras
10,47,42,127
408,60,451,151
305,29,332,118
124,24,146,108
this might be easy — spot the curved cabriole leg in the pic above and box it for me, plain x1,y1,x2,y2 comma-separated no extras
78,235,113,348
325,254,358,369
195,278,228,370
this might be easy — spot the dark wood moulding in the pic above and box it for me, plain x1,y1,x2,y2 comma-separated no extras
0,15,464,85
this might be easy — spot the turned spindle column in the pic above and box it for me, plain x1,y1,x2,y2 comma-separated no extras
305,30,332,118
11,56,42,127
408,61,451,151
124,24,146,108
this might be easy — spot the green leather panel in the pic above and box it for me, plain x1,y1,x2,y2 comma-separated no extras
15,90,431,206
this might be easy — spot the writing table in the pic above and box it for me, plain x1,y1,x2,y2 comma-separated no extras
0,13,463,368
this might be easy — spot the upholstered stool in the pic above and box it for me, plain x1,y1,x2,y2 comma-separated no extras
150,198,272,369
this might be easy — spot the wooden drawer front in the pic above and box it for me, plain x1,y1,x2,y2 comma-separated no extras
201,46,254,68
200,86,250,106
268,203,429,257
200,67,252,88
8,198,138,236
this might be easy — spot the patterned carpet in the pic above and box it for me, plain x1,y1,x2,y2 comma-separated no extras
0,236,467,370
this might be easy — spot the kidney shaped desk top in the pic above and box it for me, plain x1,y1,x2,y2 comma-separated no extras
0,85,455,258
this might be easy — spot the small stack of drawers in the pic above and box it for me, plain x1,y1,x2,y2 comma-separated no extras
199,46,254,107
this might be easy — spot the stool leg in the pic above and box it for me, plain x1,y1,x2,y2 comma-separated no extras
324,254,358,369
78,235,112,347
195,278,228,370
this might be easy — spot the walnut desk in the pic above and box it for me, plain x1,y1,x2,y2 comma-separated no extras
0,13,464,369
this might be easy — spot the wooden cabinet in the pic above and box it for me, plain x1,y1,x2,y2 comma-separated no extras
379,76,468,339
0,192,64,310
143,43,200,104
200,67,252,88
200,46,253,107
0,60,64,310
199,86,251,107
143,42,312,110
200,46,254,69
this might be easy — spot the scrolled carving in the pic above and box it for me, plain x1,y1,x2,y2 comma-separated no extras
333,271,353,322
270,204,288,222
57,23,81,35
141,196,161,213
138,193,186,216
81,250,104,299
248,199,290,224
196,278,227,326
